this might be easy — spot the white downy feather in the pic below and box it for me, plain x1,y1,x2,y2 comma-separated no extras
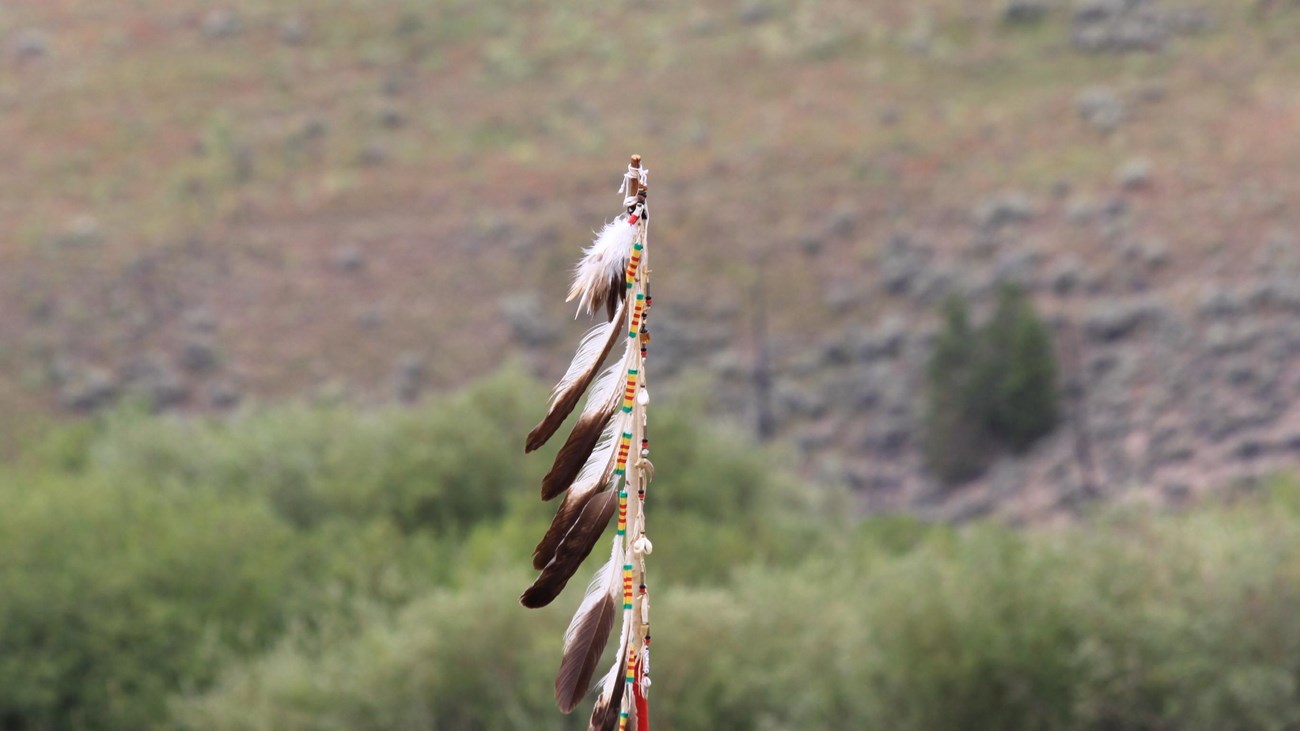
567,217,635,317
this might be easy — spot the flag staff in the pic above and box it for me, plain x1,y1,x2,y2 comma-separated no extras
520,155,657,730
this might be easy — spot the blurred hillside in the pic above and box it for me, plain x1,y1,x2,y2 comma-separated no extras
4,0,1300,519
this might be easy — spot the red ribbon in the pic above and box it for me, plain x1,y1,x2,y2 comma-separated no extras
634,656,649,731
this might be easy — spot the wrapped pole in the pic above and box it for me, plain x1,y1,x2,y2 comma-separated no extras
521,156,656,730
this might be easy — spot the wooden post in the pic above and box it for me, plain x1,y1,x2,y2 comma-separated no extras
626,154,642,199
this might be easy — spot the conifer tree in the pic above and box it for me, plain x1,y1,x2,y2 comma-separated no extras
981,284,1059,453
923,287,1059,485
924,297,994,484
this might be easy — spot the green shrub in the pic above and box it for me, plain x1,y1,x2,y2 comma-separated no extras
0,473,298,731
11,367,1300,731
980,284,1060,452
83,366,547,535
1,366,832,730
180,486,1300,731
923,287,1060,484
924,297,996,483
175,571,572,731
626,401,843,584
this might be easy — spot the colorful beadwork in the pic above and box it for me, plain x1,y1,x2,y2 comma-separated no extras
615,431,633,476
625,242,643,288
621,370,638,413
628,294,645,339
617,489,628,535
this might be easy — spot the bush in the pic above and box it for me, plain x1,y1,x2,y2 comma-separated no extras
923,286,1060,484
924,297,996,483
1,366,832,731
980,284,1059,452
0,369,555,731
12,367,1300,731
175,571,571,731
180,486,1300,731
0,473,299,731
82,367,549,535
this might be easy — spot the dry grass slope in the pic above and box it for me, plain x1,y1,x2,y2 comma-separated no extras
4,1,1300,515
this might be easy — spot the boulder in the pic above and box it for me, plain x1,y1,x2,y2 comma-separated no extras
208,381,243,409
121,355,187,411
394,353,426,404
1084,299,1152,342
279,17,307,45
59,367,119,412
974,192,1035,229
1117,158,1152,190
180,338,221,373
202,9,243,40
1076,87,1125,131
499,294,559,347
11,28,50,61
1003,0,1051,24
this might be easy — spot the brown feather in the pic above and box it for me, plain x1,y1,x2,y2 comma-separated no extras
521,490,617,608
534,437,618,570
525,298,630,454
541,394,619,501
555,594,617,713
533,489,593,570
602,272,625,322
589,674,629,731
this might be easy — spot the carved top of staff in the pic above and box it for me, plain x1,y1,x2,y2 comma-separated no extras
626,154,642,199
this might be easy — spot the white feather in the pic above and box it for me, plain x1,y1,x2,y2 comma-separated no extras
594,594,634,696
562,537,624,652
548,320,617,409
569,409,627,501
567,217,636,317
579,362,621,418
567,331,636,498
587,328,635,418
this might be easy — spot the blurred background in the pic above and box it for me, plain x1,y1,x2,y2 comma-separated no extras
3,0,1300,729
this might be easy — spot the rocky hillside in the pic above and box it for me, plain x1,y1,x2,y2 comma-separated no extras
3,0,1299,521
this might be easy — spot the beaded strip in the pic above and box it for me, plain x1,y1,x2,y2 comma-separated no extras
616,172,653,731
